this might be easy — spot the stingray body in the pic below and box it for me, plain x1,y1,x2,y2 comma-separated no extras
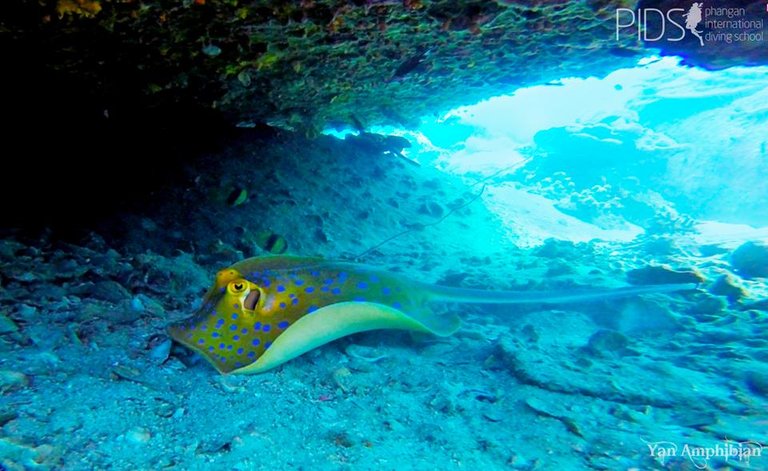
168,256,694,375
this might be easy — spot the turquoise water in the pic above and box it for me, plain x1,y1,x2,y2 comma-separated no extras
1,55,767,469
331,56,768,230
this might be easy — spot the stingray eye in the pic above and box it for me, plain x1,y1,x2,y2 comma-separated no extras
227,280,248,295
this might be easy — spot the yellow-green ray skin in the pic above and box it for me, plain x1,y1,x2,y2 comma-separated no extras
168,256,459,374
168,255,695,375
237,301,455,374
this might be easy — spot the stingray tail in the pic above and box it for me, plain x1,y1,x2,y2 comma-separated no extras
425,283,698,305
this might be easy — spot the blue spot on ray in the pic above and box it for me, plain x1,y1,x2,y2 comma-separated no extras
252,339,261,347
332,287,342,295
305,286,315,293
278,321,289,329
277,285,286,292
356,281,368,290
231,313,238,320
263,324,272,332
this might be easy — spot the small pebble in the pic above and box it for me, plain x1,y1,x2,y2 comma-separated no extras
0,408,19,427
237,71,251,87
332,367,352,393
0,312,19,334
140,218,158,232
16,272,37,282
585,330,630,357
16,304,37,320
111,365,144,384
202,44,222,57
745,368,768,397
149,338,172,363
135,295,166,317
690,296,726,316
215,375,246,393
709,274,746,302
0,437,37,468
545,260,575,277
0,370,29,393
32,444,60,466
345,344,389,363
126,427,151,444
482,411,503,422
91,280,132,303
154,400,176,418
130,297,145,312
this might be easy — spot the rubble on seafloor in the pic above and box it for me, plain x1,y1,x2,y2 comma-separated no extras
0,133,766,469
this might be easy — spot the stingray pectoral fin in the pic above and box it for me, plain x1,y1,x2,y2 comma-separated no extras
231,301,461,375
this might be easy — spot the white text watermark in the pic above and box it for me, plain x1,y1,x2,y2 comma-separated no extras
616,2,765,46
645,439,764,469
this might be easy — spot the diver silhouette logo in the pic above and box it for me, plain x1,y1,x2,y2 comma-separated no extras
684,2,705,46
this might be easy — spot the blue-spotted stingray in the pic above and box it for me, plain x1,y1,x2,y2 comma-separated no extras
168,256,695,374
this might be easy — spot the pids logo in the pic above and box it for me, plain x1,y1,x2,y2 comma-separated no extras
615,3,703,45
616,2,765,46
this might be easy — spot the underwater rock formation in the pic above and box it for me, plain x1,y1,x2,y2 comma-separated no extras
2,0,765,136
730,241,768,278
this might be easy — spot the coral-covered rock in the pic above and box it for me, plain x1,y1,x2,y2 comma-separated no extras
731,241,768,278
626,264,704,285
709,274,747,302
5,0,766,136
